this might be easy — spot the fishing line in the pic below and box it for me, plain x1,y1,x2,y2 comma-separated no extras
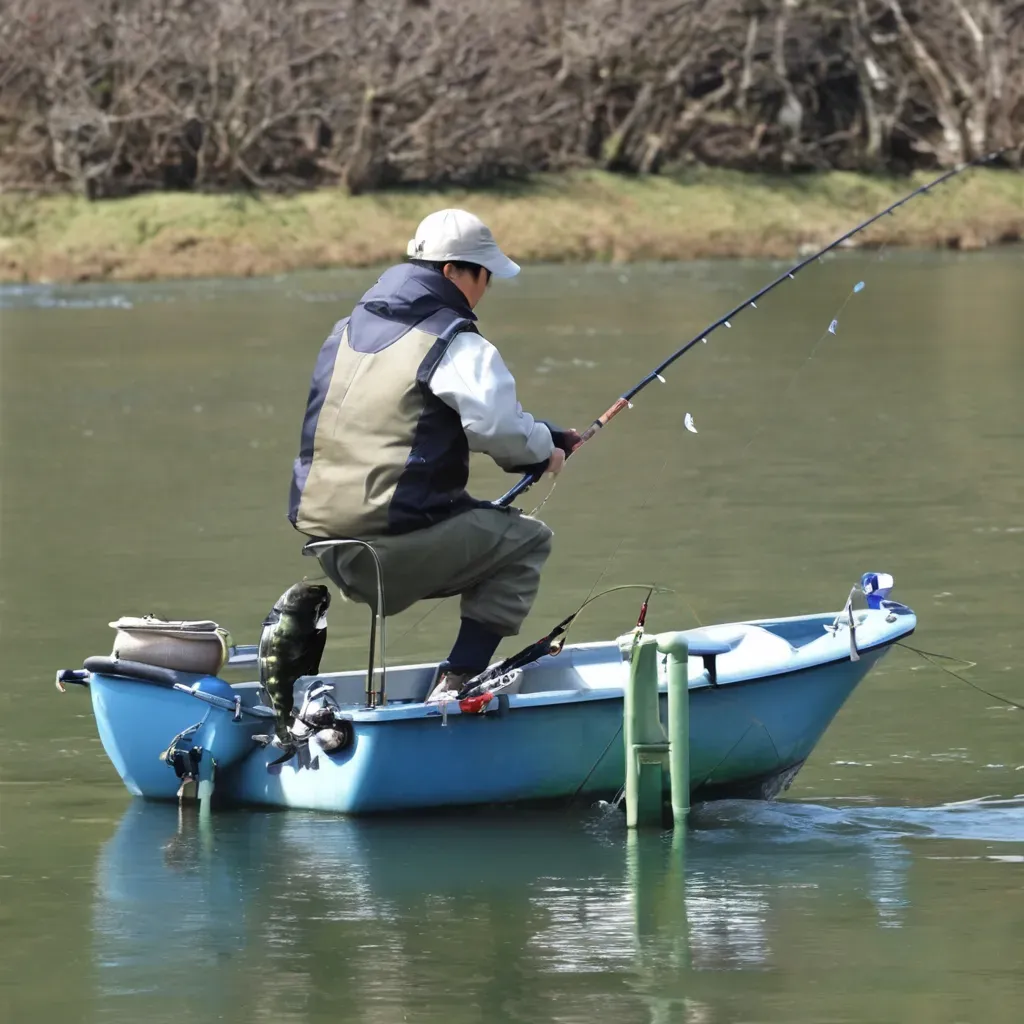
658,253,889,622
570,721,625,806
571,445,708,634
526,477,557,518
580,449,673,601
454,582,678,699
525,252,882,637
389,451,632,655
593,708,783,812
738,274,875,457
387,594,454,651
556,583,673,653
896,641,1024,712
382,515,645,659
496,160,993,629
617,261,879,622
493,149,1007,511
581,682,784,811
350,155,1005,672
388,457,604,655
382,504,654,657
696,722,758,794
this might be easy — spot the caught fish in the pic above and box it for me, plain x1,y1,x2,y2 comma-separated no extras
258,581,331,745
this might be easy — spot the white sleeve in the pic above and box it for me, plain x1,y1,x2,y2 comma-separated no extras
429,331,555,471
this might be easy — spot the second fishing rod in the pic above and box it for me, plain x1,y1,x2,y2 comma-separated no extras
492,149,1007,510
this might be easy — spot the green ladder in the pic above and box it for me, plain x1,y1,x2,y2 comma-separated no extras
617,631,691,829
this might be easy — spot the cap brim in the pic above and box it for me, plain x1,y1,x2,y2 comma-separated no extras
460,243,519,278
480,250,520,278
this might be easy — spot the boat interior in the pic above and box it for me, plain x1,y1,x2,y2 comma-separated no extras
221,614,854,710
73,611,880,714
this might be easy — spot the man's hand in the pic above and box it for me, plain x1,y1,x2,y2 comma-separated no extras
546,448,566,475
548,425,582,456
510,422,580,480
562,428,583,453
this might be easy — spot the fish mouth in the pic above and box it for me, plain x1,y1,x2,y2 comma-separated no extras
276,582,332,616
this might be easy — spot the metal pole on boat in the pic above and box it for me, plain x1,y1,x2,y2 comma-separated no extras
621,634,664,827
620,630,691,828
657,633,691,824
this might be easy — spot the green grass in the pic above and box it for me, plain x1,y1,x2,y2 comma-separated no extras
1,167,1022,284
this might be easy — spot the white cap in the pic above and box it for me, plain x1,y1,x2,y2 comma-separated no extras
406,208,520,278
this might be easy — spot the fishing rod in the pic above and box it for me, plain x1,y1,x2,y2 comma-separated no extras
454,583,671,703
493,148,1009,509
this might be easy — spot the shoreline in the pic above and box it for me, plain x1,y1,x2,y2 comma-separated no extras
2,168,1023,286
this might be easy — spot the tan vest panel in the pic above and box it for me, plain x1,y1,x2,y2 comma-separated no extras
294,325,438,538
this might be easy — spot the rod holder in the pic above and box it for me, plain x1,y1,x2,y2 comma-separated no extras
618,631,690,829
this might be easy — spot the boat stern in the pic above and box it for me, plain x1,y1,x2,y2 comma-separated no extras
58,659,273,800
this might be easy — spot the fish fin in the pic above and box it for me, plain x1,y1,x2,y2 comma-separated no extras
266,744,298,768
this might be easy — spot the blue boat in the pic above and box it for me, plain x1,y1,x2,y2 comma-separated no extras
55,572,916,815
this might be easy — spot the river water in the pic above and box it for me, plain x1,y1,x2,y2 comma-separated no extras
2,249,1023,1022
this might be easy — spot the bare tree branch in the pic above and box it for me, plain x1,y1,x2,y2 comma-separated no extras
1,0,1020,198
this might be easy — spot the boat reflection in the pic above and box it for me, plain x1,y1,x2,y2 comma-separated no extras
91,795,928,1019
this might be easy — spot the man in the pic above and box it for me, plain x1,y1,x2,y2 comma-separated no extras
288,209,579,701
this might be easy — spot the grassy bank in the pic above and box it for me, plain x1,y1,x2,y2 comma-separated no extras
2,168,1023,285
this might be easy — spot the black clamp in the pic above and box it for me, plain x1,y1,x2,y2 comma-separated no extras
160,723,203,780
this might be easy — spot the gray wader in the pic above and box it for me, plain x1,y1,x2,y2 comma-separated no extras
316,507,552,637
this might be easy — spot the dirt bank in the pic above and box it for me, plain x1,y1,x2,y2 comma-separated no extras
2,168,1022,285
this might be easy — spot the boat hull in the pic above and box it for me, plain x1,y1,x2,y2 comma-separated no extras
89,672,269,799
225,643,889,813
68,601,915,816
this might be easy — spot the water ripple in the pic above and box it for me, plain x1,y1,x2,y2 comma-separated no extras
0,284,136,310
690,795,1024,845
